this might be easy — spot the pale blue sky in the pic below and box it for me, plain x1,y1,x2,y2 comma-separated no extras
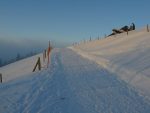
0,0,150,46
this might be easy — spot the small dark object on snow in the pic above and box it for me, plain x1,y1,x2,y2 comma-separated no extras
108,23,135,37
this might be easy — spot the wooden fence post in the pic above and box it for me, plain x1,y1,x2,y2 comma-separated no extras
33,57,41,72
47,47,51,67
147,24,149,32
43,49,47,62
90,36,91,41
38,57,41,71
47,41,52,68
0,73,2,83
45,49,47,58
127,29,128,35
43,52,45,62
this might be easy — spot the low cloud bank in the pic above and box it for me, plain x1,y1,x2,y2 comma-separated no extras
0,38,46,62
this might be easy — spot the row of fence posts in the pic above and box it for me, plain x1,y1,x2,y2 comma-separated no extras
0,41,52,83
32,41,52,72
0,25,149,82
73,24,150,47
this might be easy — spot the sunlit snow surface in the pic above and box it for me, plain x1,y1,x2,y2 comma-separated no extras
71,27,150,99
0,49,150,113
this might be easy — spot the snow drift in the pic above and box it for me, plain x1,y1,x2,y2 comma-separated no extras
70,26,150,99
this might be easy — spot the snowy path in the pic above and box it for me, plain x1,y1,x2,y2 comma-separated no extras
0,48,150,113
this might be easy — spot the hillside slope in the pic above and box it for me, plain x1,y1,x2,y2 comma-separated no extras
71,27,150,99
0,49,150,113
0,53,44,82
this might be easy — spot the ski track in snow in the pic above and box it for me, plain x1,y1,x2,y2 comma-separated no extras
0,48,150,113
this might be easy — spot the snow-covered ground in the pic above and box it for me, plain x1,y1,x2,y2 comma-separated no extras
0,48,150,113
0,27,150,113
0,53,45,82
70,27,150,100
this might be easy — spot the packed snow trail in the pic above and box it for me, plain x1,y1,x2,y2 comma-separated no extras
0,48,150,113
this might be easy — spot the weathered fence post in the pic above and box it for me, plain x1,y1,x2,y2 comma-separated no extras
38,57,41,71
127,29,128,35
43,52,45,62
33,57,41,72
147,24,149,32
0,73,2,83
90,36,91,41
45,49,47,58
43,49,47,62
47,41,52,68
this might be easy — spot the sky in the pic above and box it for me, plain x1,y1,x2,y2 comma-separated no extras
0,0,150,61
